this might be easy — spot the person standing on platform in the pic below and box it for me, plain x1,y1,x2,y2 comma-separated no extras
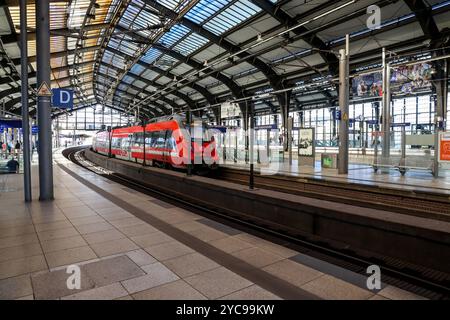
14,140,21,158
31,141,35,160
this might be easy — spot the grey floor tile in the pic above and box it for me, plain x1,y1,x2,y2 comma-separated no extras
0,225,36,238
0,255,47,280
262,259,323,288
378,285,426,300
184,267,253,299
41,235,88,253
90,238,139,257
132,279,207,300
109,217,145,229
32,268,95,300
125,249,156,266
301,275,374,300
144,241,195,261
219,285,282,300
82,229,126,245
69,215,106,227
122,262,179,294
34,220,73,232
83,255,145,287
164,253,220,278
231,247,285,268
0,274,33,299
209,236,254,254
37,227,80,242
45,246,97,268
197,218,242,236
0,233,39,250
75,221,114,235
0,242,43,263
61,283,129,300
130,232,174,248
118,224,159,237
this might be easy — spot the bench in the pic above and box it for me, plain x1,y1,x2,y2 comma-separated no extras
0,165,18,174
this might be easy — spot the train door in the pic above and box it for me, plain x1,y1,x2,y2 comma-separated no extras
150,131,164,162
144,131,153,165
131,133,140,163
164,130,175,165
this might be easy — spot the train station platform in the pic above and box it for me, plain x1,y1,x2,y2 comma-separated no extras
0,151,427,300
221,158,450,196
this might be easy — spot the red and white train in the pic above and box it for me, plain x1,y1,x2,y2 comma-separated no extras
92,115,219,171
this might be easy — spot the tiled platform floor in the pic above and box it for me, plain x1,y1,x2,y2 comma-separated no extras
0,151,426,300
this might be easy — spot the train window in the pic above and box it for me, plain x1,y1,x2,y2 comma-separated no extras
144,132,153,146
166,131,176,150
133,133,144,146
112,138,120,148
156,131,167,149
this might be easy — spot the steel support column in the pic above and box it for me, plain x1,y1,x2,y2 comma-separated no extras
36,0,54,200
338,36,350,174
433,59,448,177
381,48,391,165
20,0,31,202
277,91,291,152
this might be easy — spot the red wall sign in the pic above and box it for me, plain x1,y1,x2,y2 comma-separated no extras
439,133,450,162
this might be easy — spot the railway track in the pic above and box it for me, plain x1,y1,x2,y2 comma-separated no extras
63,147,450,300
215,167,450,222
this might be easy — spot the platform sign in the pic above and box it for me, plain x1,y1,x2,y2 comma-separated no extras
391,123,411,127
52,89,73,109
32,126,39,135
439,132,450,163
255,124,277,131
220,102,241,119
37,82,52,97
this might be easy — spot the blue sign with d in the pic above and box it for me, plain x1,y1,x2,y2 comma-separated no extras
52,89,73,108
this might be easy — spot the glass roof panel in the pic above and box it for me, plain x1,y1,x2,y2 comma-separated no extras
158,24,191,47
173,32,209,56
185,0,229,24
140,48,162,64
203,0,261,35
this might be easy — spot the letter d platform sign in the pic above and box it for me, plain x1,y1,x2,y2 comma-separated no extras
52,89,73,109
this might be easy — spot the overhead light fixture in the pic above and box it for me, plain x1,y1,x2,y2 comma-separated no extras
257,33,263,41
203,60,208,67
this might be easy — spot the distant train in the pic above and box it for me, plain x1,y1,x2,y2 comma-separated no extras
92,115,219,171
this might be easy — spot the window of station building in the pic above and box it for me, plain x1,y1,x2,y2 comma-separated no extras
55,105,132,132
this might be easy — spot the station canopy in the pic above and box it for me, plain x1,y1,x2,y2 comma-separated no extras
0,0,450,121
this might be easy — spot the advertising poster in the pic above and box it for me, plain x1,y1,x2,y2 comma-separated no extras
298,128,314,157
439,132,450,162
220,102,241,119
352,72,382,98
390,63,434,94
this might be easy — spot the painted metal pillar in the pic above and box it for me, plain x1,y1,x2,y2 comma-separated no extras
186,110,192,176
249,103,255,190
288,116,293,165
433,59,448,177
36,0,53,200
277,92,291,152
381,48,391,164
20,0,31,202
338,35,350,174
